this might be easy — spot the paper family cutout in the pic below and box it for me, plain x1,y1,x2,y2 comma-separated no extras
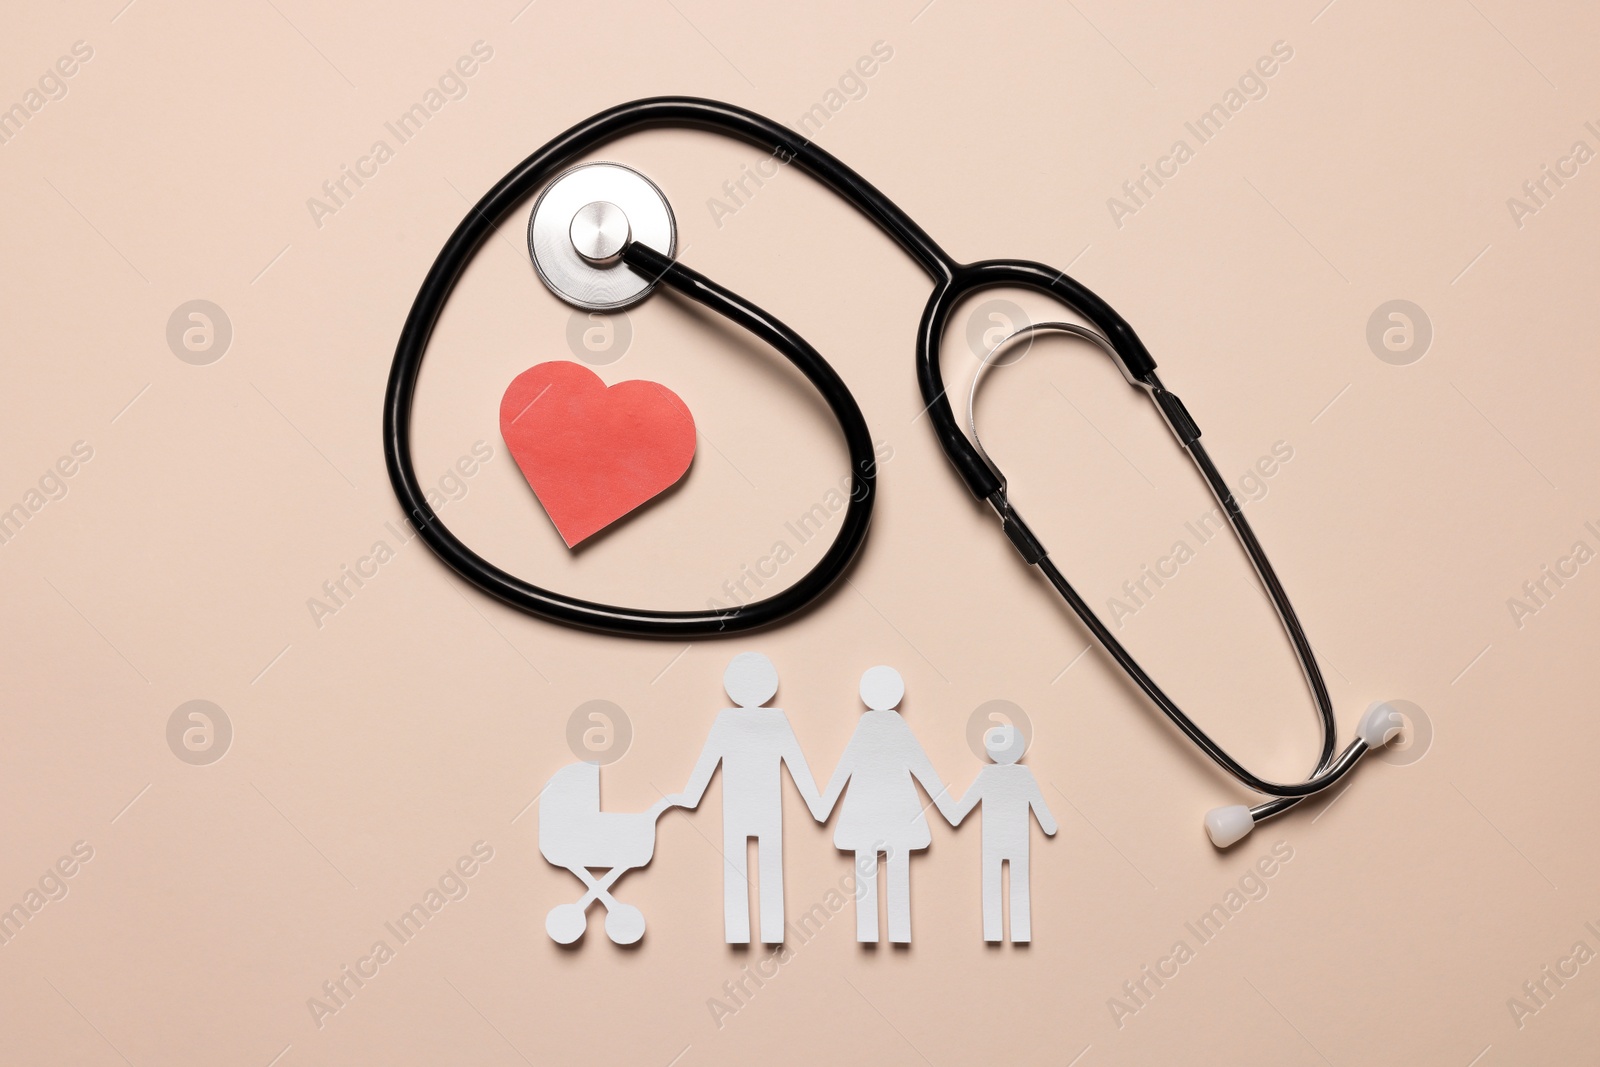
500,361,696,547
539,653,1056,946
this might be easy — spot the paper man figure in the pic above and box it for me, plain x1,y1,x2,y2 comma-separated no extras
948,724,1057,942
671,652,825,943
818,665,955,944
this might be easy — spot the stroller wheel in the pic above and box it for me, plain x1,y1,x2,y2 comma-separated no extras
605,903,645,944
546,902,588,944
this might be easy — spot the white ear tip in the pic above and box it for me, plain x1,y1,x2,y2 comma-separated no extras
1205,805,1255,848
1359,701,1404,748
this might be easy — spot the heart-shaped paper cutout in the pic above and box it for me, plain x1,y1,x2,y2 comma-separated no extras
500,361,696,547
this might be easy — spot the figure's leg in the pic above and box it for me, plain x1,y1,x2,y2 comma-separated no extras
757,830,785,944
724,829,750,944
982,854,1002,942
1010,851,1031,943
887,849,912,944
854,851,879,942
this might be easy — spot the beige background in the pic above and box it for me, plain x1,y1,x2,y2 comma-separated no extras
2,0,1598,1063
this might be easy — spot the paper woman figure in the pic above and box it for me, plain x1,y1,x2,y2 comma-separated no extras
818,665,955,943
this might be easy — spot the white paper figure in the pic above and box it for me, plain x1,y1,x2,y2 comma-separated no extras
818,666,955,944
540,761,676,945
670,652,825,944
948,724,1057,942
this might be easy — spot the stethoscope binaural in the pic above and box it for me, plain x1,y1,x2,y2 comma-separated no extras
383,97,1403,848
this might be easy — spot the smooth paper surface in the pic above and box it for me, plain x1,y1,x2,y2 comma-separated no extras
500,361,696,547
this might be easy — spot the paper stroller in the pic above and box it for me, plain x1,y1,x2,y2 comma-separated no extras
540,760,674,945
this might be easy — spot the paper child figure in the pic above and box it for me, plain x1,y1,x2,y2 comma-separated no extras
818,666,955,944
671,652,825,943
948,724,1057,942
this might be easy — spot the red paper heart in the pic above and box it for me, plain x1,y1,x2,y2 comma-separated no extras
499,361,696,547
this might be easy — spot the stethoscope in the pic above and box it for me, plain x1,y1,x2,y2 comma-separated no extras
383,97,1402,848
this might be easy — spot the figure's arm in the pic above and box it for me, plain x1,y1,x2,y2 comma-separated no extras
946,772,982,826
671,720,724,808
907,741,957,823
777,719,826,821
817,746,853,820
1027,773,1058,836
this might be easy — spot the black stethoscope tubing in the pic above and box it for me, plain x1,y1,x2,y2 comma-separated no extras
383,96,1364,819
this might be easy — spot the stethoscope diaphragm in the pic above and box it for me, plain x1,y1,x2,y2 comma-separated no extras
528,161,676,311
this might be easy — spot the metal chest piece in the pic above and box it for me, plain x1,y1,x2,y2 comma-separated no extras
528,162,676,311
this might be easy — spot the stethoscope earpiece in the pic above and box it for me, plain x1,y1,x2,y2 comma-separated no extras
1206,701,1404,847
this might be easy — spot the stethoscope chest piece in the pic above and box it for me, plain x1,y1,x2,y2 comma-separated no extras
528,162,676,311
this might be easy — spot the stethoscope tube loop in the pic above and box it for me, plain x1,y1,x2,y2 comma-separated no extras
966,321,1355,816
385,97,929,636
914,261,1157,502
387,96,1382,837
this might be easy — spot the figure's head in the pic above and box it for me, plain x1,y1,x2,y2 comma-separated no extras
859,665,905,712
724,652,778,708
984,724,1027,764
